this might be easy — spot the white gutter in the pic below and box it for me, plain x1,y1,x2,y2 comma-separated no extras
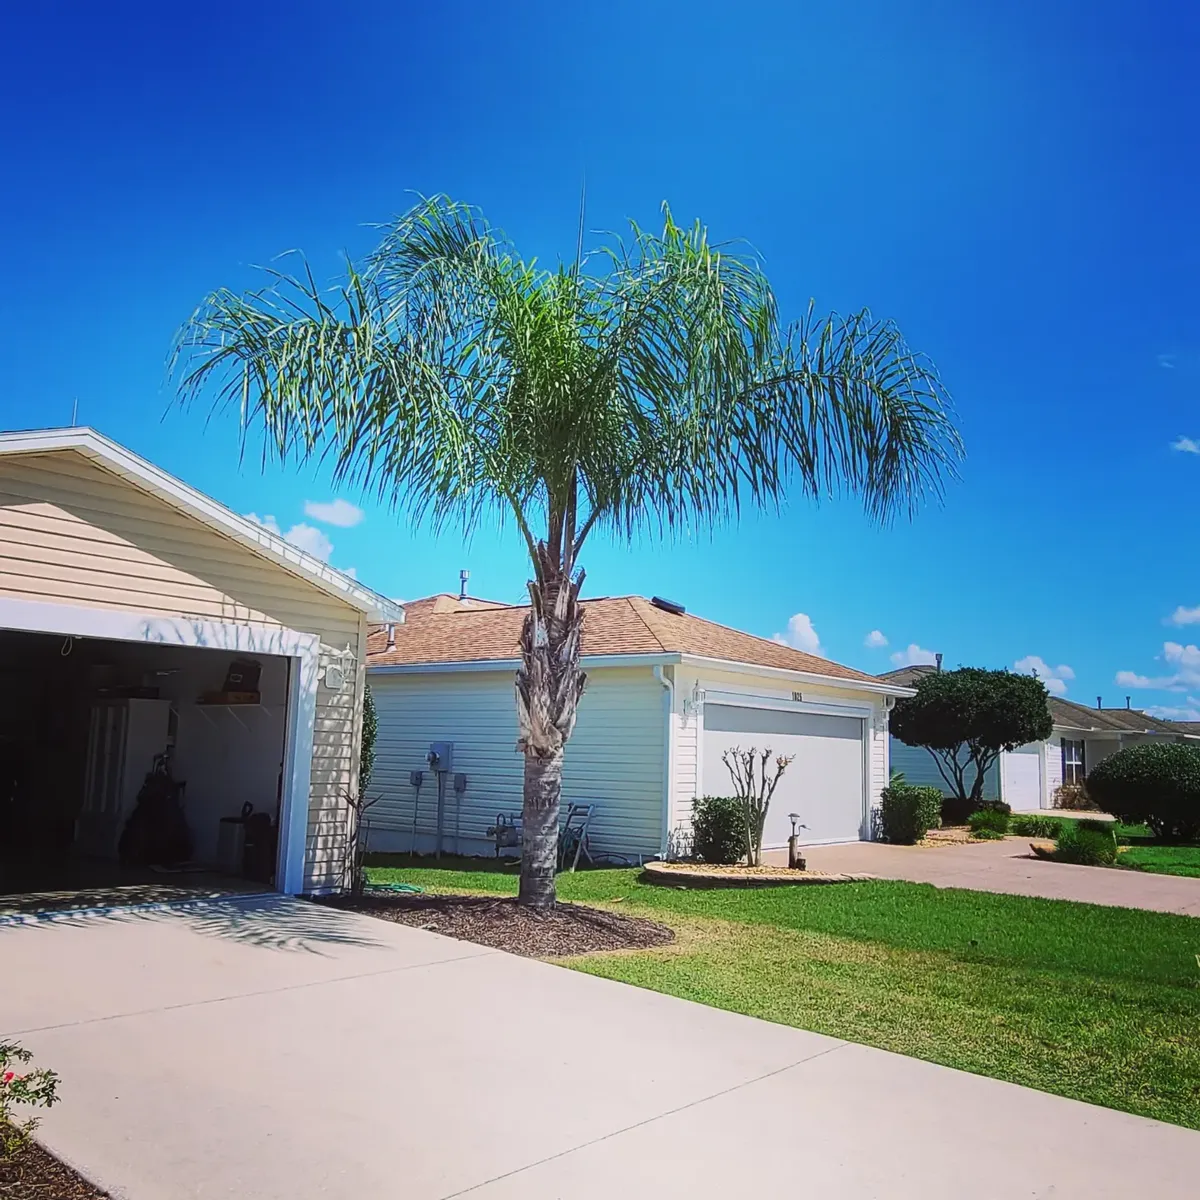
0,426,404,623
368,652,682,675
678,653,916,698
653,665,674,859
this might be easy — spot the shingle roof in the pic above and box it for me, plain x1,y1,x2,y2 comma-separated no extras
876,664,937,688
875,665,1183,737
367,594,880,685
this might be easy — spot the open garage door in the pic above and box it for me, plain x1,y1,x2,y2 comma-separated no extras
702,704,866,846
0,628,290,907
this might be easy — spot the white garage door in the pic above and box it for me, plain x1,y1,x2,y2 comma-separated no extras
1002,745,1043,809
702,705,866,846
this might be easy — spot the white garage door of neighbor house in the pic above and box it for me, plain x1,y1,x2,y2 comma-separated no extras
1002,745,1043,809
702,705,866,846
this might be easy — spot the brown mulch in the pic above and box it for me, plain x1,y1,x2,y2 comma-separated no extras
320,894,675,958
0,1137,110,1199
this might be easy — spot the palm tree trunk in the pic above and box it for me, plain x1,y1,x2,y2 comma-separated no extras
515,547,586,909
519,751,563,907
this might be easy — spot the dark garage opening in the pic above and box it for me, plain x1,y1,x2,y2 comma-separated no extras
0,628,290,912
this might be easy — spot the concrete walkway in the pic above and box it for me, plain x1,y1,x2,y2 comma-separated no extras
768,838,1200,915
2,895,1198,1199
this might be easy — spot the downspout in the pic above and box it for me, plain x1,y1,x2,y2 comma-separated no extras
654,665,674,860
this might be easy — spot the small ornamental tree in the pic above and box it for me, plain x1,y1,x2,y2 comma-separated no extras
890,668,1053,820
722,747,795,866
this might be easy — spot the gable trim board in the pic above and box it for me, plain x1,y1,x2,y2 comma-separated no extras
0,427,402,624
0,430,395,894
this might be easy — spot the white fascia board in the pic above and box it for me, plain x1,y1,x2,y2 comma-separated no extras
368,652,681,676
0,427,404,624
679,653,915,698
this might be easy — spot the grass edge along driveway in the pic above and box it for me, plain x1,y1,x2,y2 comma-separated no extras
366,857,1200,1130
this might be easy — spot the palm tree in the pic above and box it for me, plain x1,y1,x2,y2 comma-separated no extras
173,196,961,908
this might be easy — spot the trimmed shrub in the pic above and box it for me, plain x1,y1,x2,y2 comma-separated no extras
968,808,1010,838
1051,823,1119,866
691,795,746,864
879,783,943,844
1053,782,1096,811
1086,742,1200,841
1011,814,1065,839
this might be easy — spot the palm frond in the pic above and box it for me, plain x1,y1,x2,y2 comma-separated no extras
171,195,962,573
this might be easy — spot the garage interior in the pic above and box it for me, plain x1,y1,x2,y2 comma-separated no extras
0,628,290,909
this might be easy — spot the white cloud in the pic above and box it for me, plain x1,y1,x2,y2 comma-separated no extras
1168,605,1200,626
1172,436,1200,454
1115,642,1200,693
246,512,333,562
890,643,938,668
1115,669,1158,688
304,498,364,528
1146,700,1200,721
1159,353,1178,369
864,629,888,649
1014,655,1075,697
245,512,282,536
772,612,822,656
281,522,334,561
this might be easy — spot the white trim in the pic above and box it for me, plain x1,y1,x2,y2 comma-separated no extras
703,687,874,721
654,666,674,856
0,426,403,623
679,653,914,698
368,652,681,676
0,595,318,896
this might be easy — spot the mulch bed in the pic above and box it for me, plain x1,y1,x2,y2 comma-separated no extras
0,1137,110,1199
321,893,675,958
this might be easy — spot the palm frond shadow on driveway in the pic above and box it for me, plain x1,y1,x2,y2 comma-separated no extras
1,894,386,954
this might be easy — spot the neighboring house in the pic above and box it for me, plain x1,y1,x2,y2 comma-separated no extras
365,595,913,861
0,427,402,896
879,663,1190,810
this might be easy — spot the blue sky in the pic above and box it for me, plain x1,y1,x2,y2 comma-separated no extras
2,1,1198,714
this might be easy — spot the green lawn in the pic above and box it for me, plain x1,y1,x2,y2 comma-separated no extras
1120,844,1200,878
366,855,1200,1129
1014,819,1200,878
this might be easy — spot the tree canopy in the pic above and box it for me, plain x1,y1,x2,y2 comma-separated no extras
173,195,964,905
890,668,1053,813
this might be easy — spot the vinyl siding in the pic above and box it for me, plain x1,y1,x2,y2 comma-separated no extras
0,450,364,892
367,666,667,860
888,739,1001,800
1045,733,1064,802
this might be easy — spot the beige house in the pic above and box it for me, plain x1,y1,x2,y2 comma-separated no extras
0,427,402,897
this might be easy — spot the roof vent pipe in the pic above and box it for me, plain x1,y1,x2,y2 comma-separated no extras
1126,696,1131,709
459,569,470,601
935,652,943,672
386,623,396,650
1097,695,1102,709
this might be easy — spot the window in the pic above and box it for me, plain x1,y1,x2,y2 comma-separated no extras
1061,739,1086,785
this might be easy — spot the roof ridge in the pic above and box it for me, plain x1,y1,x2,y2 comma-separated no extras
625,596,670,653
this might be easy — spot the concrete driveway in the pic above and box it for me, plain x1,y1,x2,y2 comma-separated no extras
3,895,1198,1199
773,838,1200,915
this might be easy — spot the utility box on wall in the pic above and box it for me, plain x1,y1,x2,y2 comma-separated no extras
427,741,454,772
